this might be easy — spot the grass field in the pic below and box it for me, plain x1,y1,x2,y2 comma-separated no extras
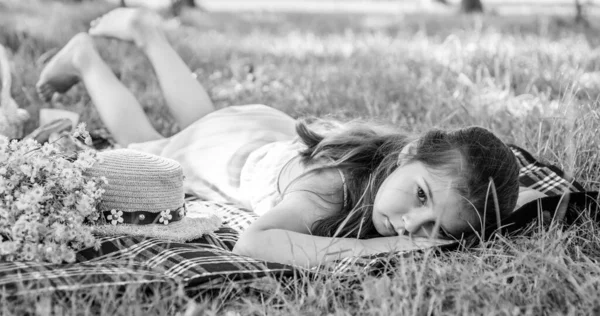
2,0,600,315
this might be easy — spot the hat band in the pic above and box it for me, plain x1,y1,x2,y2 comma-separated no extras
101,205,187,226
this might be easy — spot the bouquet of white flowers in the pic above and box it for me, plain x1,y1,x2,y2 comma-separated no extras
0,124,106,263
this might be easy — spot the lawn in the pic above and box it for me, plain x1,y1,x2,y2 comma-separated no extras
2,0,600,315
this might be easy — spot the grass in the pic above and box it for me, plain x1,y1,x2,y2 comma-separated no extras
2,0,600,314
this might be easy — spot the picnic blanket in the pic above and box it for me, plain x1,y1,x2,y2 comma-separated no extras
1,144,598,296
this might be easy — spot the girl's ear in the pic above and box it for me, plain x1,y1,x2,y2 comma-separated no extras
398,140,418,166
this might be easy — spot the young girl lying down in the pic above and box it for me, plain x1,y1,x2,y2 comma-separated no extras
35,8,520,267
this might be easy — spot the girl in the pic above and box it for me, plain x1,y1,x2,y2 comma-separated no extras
36,8,520,268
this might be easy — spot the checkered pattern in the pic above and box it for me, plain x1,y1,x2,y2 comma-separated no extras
0,145,591,295
0,261,174,294
204,200,257,234
510,144,584,196
0,202,291,296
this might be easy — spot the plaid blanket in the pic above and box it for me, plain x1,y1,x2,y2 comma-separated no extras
1,145,598,296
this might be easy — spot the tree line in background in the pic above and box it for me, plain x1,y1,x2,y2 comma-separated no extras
435,0,483,12
460,0,483,12
33,0,600,27
446,0,592,25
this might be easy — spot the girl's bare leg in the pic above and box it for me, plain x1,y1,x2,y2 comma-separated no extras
89,8,214,129
36,33,162,146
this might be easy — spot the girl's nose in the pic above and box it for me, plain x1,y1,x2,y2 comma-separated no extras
401,208,436,235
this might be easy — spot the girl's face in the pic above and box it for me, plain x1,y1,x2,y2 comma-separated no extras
372,160,478,239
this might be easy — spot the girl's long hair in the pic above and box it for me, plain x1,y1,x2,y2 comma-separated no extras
292,118,520,239
294,118,411,238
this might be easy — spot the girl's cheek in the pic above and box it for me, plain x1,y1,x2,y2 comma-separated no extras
373,182,389,205
376,188,394,208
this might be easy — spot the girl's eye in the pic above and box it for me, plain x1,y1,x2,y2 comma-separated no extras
417,186,427,205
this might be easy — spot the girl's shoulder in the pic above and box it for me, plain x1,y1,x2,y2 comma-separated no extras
278,156,346,211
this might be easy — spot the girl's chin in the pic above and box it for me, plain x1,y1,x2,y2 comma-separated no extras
374,227,387,237
371,215,387,236
374,221,394,237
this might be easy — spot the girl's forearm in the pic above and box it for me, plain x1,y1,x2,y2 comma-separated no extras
233,229,379,267
232,229,445,268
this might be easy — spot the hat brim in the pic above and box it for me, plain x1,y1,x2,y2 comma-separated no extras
92,201,223,242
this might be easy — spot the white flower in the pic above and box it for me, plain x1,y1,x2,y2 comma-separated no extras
76,201,90,216
158,209,172,225
29,184,44,201
8,140,19,151
45,179,56,188
106,209,123,225
9,174,21,185
63,194,76,207
76,195,95,215
31,155,50,172
73,123,88,138
40,143,57,156
63,249,76,263
22,243,37,261
14,196,33,211
0,124,103,263
74,150,97,169
43,242,60,264
0,241,18,255
19,165,33,178
71,123,92,147
20,138,37,150
82,233,96,248
11,219,28,239
60,173,81,191
60,168,74,179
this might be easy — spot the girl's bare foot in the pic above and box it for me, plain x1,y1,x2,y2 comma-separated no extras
88,8,164,48
36,33,97,102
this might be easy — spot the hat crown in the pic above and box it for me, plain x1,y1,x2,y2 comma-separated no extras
85,149,184,214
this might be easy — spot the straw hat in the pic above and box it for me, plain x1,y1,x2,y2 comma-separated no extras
84,149,221,242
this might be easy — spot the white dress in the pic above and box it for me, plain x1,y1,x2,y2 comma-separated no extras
127,104,302,211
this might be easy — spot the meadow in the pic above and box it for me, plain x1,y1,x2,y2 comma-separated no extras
2,0,600,314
